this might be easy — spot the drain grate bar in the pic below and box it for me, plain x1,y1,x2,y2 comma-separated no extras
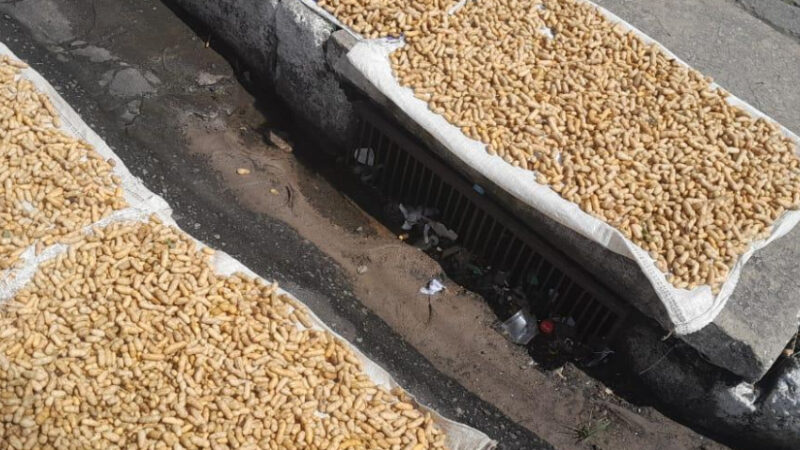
350,102,630,343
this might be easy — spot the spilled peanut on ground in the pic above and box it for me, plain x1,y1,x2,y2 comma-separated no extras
0,56,126,271
0,57,447,448
318,0,800,292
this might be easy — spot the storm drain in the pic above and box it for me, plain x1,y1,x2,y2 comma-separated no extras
349,102,630,344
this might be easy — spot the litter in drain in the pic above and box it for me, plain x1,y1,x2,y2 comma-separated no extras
348,101,630,344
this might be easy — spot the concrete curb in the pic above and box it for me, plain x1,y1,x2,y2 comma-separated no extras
621,320,800,450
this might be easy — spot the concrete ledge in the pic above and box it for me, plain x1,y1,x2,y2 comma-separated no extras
620,321,800,450
683,231,800,381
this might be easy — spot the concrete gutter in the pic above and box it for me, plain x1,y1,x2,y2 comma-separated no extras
171,0,800,383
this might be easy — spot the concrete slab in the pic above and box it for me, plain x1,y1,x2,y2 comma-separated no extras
619,320,800,449
593,0,800,382
317,0,800,382
335,43,799,383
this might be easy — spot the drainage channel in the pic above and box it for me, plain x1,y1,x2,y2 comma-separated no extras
346,100,631,347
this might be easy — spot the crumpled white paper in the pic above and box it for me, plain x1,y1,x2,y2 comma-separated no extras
0,43,496,450
325,2,800,335
421,278,446,295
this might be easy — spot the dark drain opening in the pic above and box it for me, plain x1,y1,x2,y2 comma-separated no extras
348,101,630,345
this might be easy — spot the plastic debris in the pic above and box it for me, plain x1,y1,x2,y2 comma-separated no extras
428,221,458,241
501,309,538,345
421,225,440,248
268,131,293,153
353,147,375,166
398,204,458,249
420,278,445,295
399,203,438,230
352,148,383,183
539,319,555,335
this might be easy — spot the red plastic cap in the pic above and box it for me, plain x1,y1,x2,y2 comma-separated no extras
539,319,555,335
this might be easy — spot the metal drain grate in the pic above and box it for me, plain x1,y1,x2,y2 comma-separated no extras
349,102,630,344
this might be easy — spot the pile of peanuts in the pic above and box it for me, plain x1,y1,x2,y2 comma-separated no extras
317,0,457,39
0,219,447,449
0,53,448,448
320,0,800,292
0,56,126,271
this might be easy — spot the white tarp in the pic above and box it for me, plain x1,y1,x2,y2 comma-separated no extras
0,43,496,450
300,0,800,335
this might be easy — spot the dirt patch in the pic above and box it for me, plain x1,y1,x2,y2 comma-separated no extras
179,108,727,450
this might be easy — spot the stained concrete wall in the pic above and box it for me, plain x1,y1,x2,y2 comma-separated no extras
173,0,355,148
176,0,279,79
